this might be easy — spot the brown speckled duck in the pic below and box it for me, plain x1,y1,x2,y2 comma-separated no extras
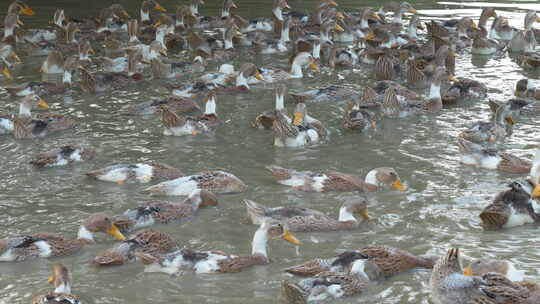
135,219,299,274
142,170,247,196
0,214,126,262
30,145,95,168
457,138,531,173
253,83,288,129
94,229,178,266
86,162,183,184
113,189,218,233
266,165,407,192
245,198,371,232
31,264,80,304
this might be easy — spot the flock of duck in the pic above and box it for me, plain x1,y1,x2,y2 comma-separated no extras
1,0,540,303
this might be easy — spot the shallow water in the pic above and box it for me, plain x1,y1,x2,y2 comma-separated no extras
1,0,540,303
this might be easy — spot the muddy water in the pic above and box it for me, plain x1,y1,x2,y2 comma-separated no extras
1,0,540,303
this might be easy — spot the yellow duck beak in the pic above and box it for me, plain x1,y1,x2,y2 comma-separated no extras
160,49,168,56
107,224,126,241
365,32,376,40
231,2,238,9
471,23,479,30
328,0,338,7
448,51,458,58
281,229,300,245
152,21,162,28
293,111,304,125
371,13,382,21
121,11,130,18
505,116,515,125
334,23,345,32
154,2,167,12
463,265,474,276
21,7,35,16
448,75,459,82
255,71,264,81
392,179,407,191
532,185,540,198
2,66,13,80
408,8,418,14
47,275,55,284
17,19,24,26
309,62,320,72
358,209,371,221
536,17,540,23
38,98,49,109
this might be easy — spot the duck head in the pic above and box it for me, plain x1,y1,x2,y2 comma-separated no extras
339,199,370,222
364,167,407,191
78,214,126,243
48,264,72,294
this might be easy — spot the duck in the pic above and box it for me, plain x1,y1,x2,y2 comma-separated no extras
243,200,326,226
158,91,219,136
142,170,247,196
245,198,371,232
78,51,143,93
282,245,434,302
457,138,531,173
430,248,540,304
458,101,525,144
40,50,64,74
30,145,96,168
140,0,167,25
94,229,178,266
286,245,435,278
121,96,200,116
85,162,183,184
463,258,526,282
508,11,540,53
31,264,80,304
342,102,376,132
113,189,218,233
135,219,299,274
0,214,126,262
441,78,488,105
479,180,540,229
0,43,22,80
253,83,288,129
272,102,325,147
516,52,540,69
5,56,79,97
266,165,407,192
289,85,361,103
259,51,319,83
150,56,206,79
281,258,369,303
515,78,540,101
0,94,49,135
471,25,504,55
380,2,418,27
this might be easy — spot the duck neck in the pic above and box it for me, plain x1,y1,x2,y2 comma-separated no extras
224,36,234,49
360,17,369,29
140,9,150,22
364,169,379,188
251,227,268,258
236,72,249,88
312,43,321,59
4,25,14,38
54,282,71,294
338,206,357,222
429,81,441,100
19,102,32,117
392,9,403,24
407,23,418,39
275,93,284,111
222,7,230,18
350,259,369,280
77,225,95,243
273,7,283,21
63,70,72,85
190,3,199,15
156,31,165,48
204,97,216,115
289,60,304,78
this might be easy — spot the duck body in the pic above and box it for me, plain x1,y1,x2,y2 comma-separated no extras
143,170,247,196
266,165,406,192
122,96,200,116
114,189,218,233
94,229,178,266
30,145,95,168
290,85,361,103
480,181,540,229
136,220,299,274
86,162,183,184
245,199,370,232
457,138,531,173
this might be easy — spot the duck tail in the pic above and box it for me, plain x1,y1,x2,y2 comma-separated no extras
244,200,267,225
266,165,293,180
85,168,103,178
281,280,307,304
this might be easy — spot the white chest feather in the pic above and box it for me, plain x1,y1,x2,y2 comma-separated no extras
504,206,534,228
34,240,52,258
311,175,328,192
505,262,525,282
133,163,154,183
278,175,308,187
0,118,14,132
